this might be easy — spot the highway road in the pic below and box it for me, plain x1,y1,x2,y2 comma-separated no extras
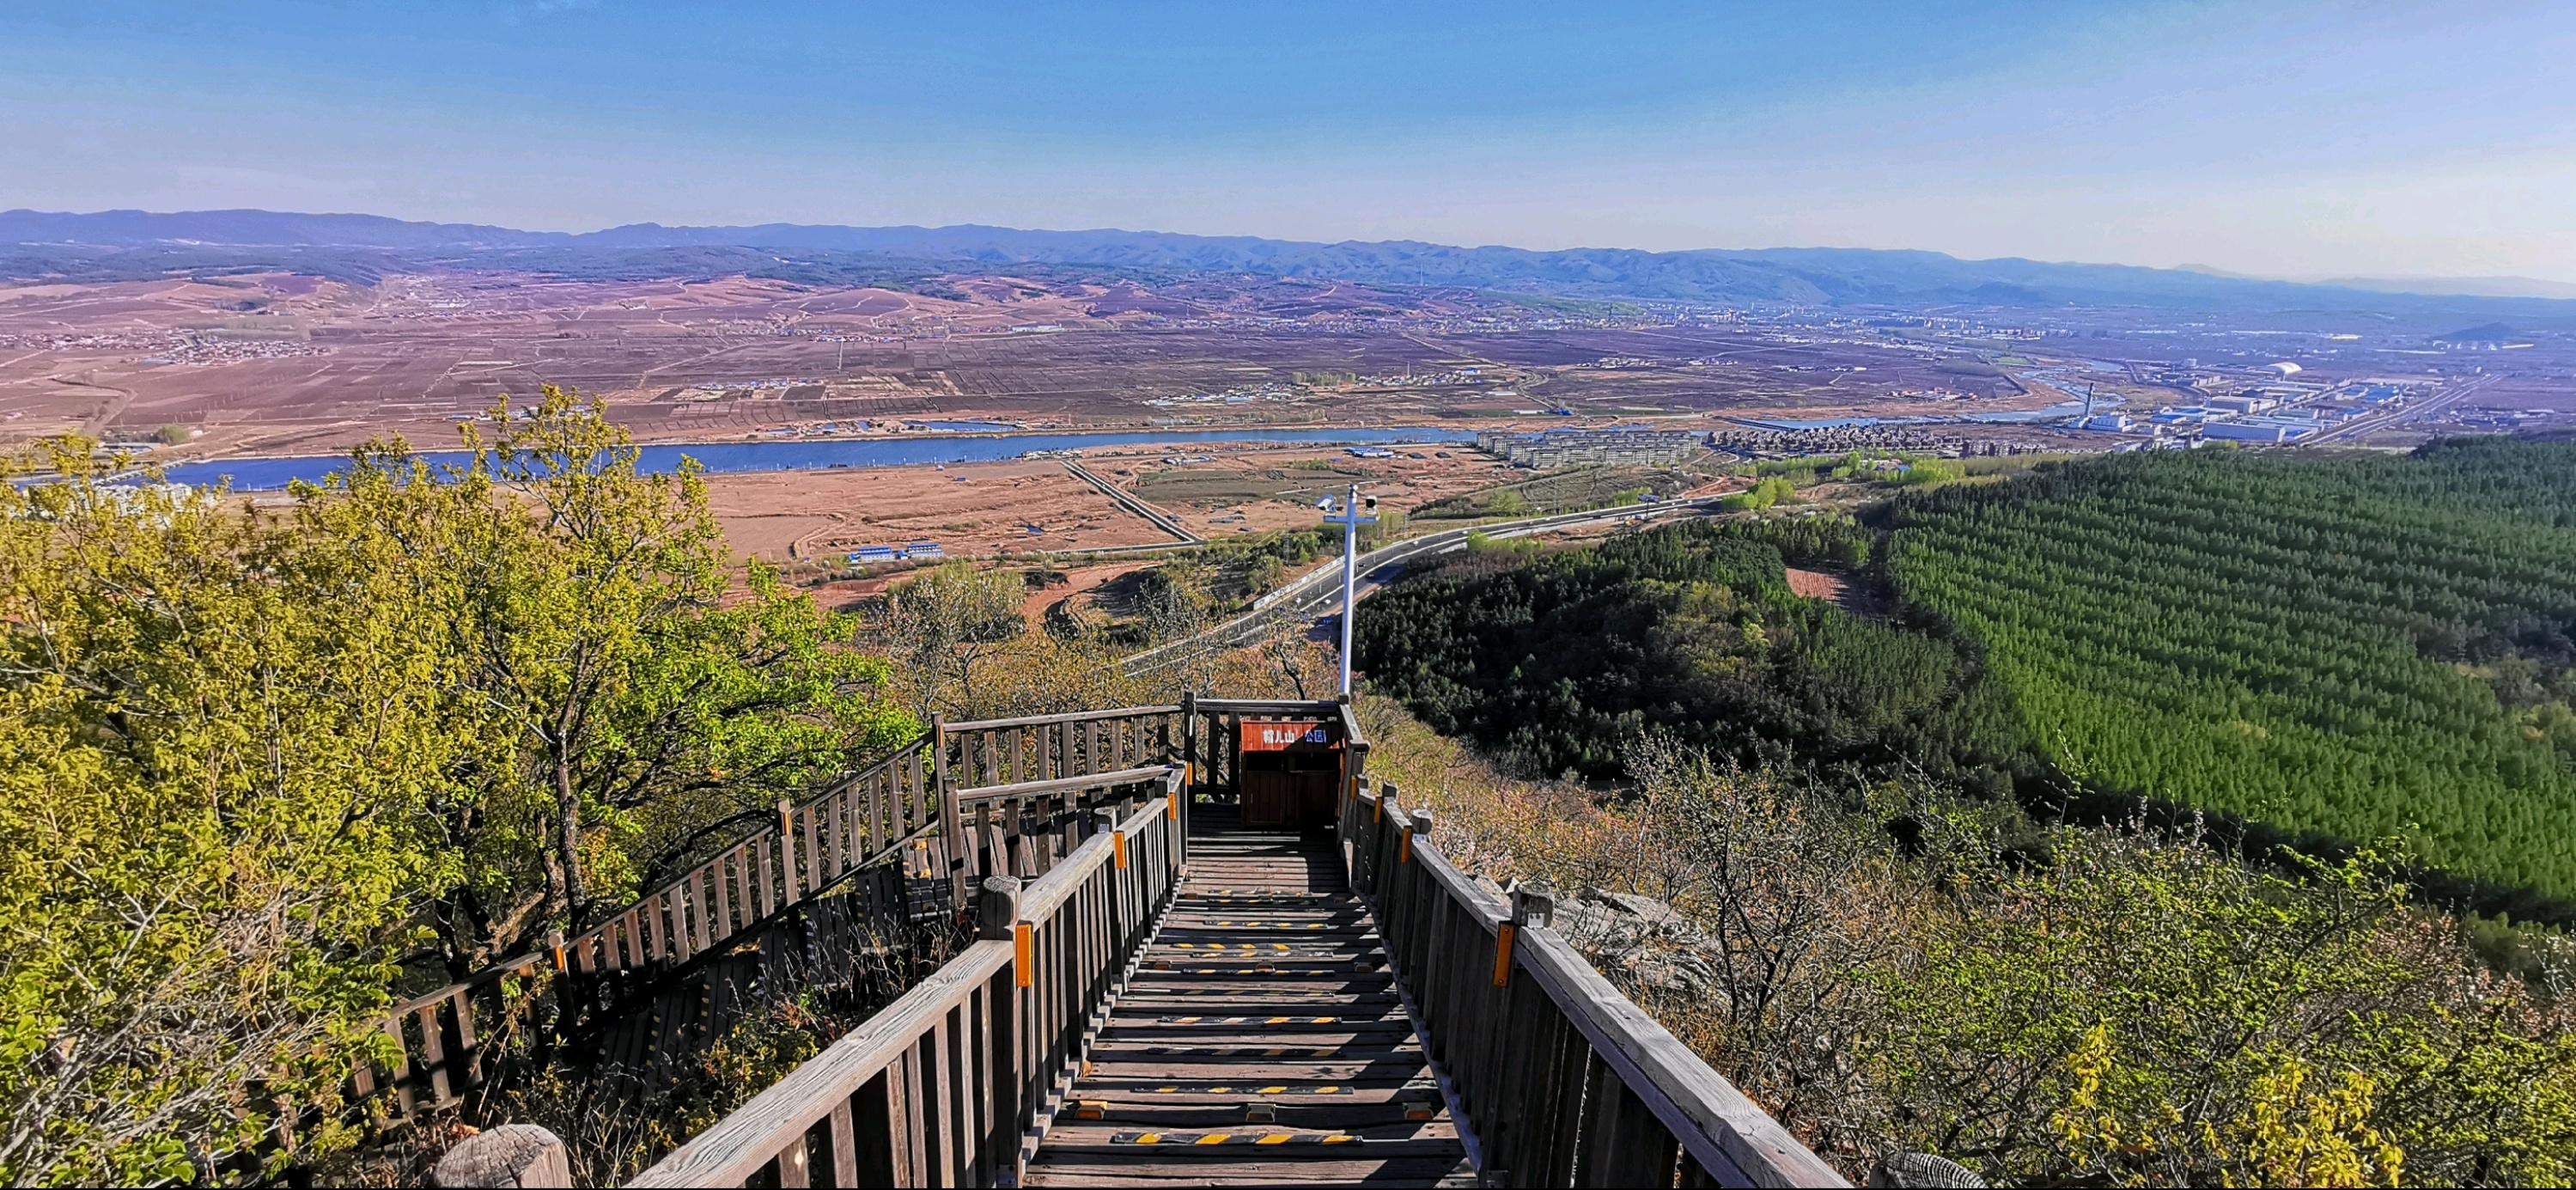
1119,494,1734,676
2306,374,2494,444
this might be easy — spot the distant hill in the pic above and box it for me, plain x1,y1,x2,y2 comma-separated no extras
7,207,2573,315
2317,275,2576,301
2435,322,2523,343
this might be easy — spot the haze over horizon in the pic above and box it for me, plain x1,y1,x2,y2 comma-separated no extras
7,1,2573,284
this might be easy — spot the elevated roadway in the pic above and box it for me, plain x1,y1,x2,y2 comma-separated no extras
1121,495,1732,676
2305,374,2494,445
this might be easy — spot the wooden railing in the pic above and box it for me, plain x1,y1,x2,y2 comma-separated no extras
361,705,1186,1124
1342,779,1848,1189
630,769,1187,1187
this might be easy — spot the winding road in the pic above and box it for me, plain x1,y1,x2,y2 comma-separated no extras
1119,493,1733,676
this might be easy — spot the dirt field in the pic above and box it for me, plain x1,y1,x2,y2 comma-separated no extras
1784,567,1845,601
704,460,1176,563
703,442,1538,564
1101,443,1520,536
0,269,2096,461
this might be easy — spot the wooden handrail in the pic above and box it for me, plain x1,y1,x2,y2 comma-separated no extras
1191,697,1342,713
946,705,1181,732
956,764,1178,806
1342,784,1848,1189
632,941,1017,1187
631,790,1185,1187
362,705,1188,1126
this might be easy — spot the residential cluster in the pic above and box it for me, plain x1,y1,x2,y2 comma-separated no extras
3,329,332,366
1710,425,2001,459
1142,381,1309,406
1476,427,1702,469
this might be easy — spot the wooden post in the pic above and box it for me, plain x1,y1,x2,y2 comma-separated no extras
1090,808,1124,945
1180,695,1197,847
1501,884,1555,989
977,876,1024,941
1347,741,1370,815
1402,807,1429,865
432,1123,570,1188
934,716,965,916
776,799,798,900
1178,692,1197,801
1511,882,1556,929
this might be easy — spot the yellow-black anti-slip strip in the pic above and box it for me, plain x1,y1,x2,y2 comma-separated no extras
1149,1084,1345,1094
1110,1132,1357,1145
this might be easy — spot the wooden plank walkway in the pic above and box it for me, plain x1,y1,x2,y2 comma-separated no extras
1026,806,1477,1187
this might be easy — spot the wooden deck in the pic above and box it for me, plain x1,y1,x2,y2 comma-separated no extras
1025,807,1477,1187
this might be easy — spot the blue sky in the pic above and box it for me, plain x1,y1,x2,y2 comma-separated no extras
5,1,2573,281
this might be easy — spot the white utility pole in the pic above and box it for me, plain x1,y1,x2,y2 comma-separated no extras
1320,484,1377,696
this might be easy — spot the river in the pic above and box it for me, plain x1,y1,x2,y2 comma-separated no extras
156,425,1479,491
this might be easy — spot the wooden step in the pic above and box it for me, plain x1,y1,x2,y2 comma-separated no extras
1026,822,1476,1187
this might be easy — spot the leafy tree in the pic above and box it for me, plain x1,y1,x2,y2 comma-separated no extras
1357,513,2007,783
0,390,916,1181
308,388,918,959
1876,832,2573,1187
1720,476,1799,511
0,443,463,1184
874,560,1028,717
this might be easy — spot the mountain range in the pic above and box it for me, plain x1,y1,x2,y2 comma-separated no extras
5,207,2571,317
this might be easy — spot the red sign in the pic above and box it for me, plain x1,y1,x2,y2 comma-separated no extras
1242,721,1333,752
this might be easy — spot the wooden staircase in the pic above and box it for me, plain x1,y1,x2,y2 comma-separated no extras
1024,805,1476,1187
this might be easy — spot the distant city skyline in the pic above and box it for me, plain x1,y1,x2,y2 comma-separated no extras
6,1,2572,284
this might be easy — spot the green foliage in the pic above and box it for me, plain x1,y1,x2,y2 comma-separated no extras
1464,530,1538,557
153,424,191,446
880,560,1028,711
1361,692,2576,1187
1359,508,1406,548
1886,439,2576,906
1888,458,1964,486
1243,553,1286,595
1352,515,1988,780
313,388,918,959
1720,476,1799,511
1828,453,1965,487
0,445,461,1184
1369,438,2576,914
1484,488,1528,516
0,390,916,1183
1877,833,2573,1187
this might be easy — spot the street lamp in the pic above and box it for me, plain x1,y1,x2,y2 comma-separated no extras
1319,485,1377,697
